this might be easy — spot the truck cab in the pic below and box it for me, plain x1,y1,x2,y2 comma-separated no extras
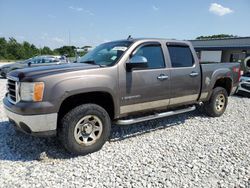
118,40,202,116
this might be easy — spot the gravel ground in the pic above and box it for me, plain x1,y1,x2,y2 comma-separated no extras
0,78,249,188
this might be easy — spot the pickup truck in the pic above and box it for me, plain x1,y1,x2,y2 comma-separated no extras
3,38,240,155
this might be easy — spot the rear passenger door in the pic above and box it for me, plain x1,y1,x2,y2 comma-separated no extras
166,43,201,106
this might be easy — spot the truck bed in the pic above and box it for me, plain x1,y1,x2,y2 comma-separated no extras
200,62,240,101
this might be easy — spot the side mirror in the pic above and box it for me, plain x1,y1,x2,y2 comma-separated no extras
28,62,32,67
126,56,148,71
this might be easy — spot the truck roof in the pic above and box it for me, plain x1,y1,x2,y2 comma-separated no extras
111,38,192,45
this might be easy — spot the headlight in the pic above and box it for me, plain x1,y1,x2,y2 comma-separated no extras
20,82,44,102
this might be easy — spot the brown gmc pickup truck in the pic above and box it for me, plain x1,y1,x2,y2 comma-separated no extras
3,38,240,155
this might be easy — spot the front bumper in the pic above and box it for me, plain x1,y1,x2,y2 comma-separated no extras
4,106,57,137
237,82,250,93
236,78,250,97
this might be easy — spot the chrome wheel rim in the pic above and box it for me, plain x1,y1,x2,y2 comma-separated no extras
74,115,103,146
215,94,225,112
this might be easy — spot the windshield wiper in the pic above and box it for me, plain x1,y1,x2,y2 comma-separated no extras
80,60,96,65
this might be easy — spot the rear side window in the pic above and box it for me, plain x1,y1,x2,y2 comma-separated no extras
43,57,58,63
167,45,194,67
133,45,165,69
33,58,41,64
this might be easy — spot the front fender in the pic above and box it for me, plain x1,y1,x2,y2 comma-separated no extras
48,74,118,113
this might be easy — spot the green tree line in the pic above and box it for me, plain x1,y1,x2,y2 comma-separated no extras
196,34,238,40
0,35,239,60
0,37,84,60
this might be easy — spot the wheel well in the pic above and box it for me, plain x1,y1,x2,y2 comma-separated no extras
213,78,232,95
58,92,115,122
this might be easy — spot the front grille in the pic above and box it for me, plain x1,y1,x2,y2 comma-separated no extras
7,77,19,104
241,83,250,91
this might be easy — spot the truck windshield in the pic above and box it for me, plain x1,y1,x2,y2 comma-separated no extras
79,41,133,66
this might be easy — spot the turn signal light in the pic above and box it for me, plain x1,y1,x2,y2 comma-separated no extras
33,82,44,102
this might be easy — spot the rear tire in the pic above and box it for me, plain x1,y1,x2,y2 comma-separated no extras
58,104,111,155
204,87,228,117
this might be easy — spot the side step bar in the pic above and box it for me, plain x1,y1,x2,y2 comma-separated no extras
115,106,196,125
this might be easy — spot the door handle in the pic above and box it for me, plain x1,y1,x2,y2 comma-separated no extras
157,74,169,81
189,72,199,77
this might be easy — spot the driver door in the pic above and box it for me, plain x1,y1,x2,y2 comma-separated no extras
119,42,171,115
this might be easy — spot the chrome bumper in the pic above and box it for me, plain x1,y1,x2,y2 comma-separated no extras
237,82,250,93
4,107,57,133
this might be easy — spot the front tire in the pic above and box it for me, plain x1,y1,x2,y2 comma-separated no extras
204,87,228,117
58,104,111,155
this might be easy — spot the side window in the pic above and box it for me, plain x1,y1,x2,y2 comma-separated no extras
34,58,41,64
167,45,194,67
133,45,165,69
44,58,54,63
30,58,37,64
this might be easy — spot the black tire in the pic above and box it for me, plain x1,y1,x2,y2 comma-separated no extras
58,104,111,155
204,87,228,117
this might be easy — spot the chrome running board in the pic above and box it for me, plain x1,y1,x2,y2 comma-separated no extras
115,106,196,125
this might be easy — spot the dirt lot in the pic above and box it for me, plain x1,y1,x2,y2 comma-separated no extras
0,77,249,188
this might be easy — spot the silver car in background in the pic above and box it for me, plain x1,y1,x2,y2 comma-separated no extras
0,55,69,78
236,72,250,97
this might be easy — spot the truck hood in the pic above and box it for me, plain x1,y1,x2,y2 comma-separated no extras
8,63,99,81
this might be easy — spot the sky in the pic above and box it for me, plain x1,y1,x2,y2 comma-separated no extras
0,0,249,49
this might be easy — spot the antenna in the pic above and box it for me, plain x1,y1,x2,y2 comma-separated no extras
127,35,132,40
